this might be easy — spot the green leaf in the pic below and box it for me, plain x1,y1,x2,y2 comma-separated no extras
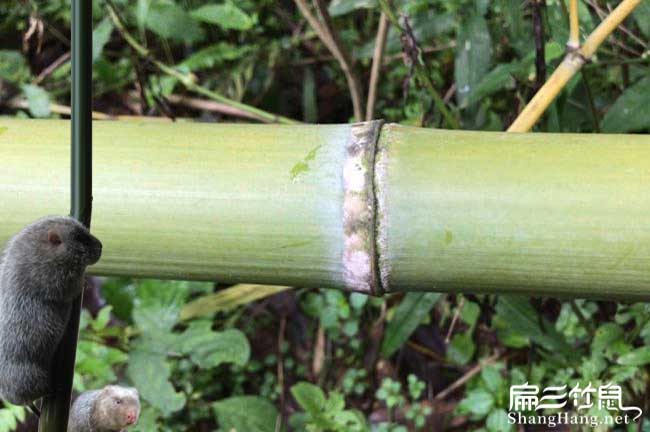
381,293,442,357
602,77,650,133
91,306,113,331
495,296,575,359
592,323,624,354
457,389,494,417
133,280,191,333
0,50,30,83
328,0,377,17
617,346,650,366
349,293,368,310
180,321,250,368
467,63,518,105
455,13,492,109
21,85,51,118
460,300,481,327
633,1,650,37
127,342,186,416
486,409,511,432
178,42,250,72
190,2,254,31
481,363,504,394
447,333,475,365
291,382,326,414
213,396,278,432
145,2,205,43
92,17,113,63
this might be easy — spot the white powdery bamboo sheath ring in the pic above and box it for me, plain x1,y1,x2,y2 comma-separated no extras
342,120,383,294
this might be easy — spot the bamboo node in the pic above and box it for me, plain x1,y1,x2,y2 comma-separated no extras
343,121,383,294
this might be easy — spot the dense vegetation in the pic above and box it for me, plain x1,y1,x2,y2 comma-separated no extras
1,0,650,431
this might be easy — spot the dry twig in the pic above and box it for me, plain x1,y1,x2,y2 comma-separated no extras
366,13,390,121
293,0,364,121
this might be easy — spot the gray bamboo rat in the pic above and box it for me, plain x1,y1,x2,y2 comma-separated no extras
68,385,140,432
0,216,102,405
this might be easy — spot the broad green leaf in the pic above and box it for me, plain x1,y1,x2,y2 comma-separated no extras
136,0,151,32
92,17,113,62
381,292,442,357
455,13,492,109
190,2,254,31
213,396,278,432
133,280,192,332
602,77,650,133
447,333,475,365
21,85,51,118
101,278,136,322
145,2,205,43
495,296,575,359
180,321,250,368
291,382,326,414
91,306,113,331
328,0,377,17
467,63,518,106
127,343,186,416
179,43,250,71
633,1,650,37
617,346,650,366
460,300,481,327
457,389,494,417
481,363,504,394
0,50,30,83
486,409,511,432
180,284,291,320
592,323,624,354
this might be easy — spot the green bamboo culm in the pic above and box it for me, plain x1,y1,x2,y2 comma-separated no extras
38,0,93,430
3,121,650,300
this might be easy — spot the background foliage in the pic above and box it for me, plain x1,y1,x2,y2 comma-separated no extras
1,0,650,430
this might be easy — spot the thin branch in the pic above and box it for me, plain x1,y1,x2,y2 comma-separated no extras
508,0,642,132
366,12,390,121
166,94,270,121
568,0,580,50
293,0,364,121
433,352,501,401
33,51,70,85
107,2,299,125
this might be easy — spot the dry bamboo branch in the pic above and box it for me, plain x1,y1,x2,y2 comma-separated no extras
366,13,390,121
508,0,642,132
293,0,364,121
568,0,580,50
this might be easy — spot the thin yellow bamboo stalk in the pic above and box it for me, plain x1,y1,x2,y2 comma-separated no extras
569,0,580,49
508,0,641,133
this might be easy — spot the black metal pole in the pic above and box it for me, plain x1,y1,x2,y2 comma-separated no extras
38,0,92,430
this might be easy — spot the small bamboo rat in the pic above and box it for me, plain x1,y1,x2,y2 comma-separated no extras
68,385,140,432
0,216,102,405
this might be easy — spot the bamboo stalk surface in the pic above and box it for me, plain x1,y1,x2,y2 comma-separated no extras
2,119,650,299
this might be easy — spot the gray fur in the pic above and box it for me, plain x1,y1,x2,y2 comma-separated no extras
68,385,140,432
0,216,102,405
